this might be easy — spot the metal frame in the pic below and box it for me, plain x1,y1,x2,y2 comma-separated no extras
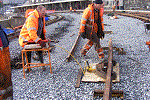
22,47,52,78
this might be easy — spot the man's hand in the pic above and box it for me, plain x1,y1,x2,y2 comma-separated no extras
97,31,105,39
80,32,86,39
37,40,46,48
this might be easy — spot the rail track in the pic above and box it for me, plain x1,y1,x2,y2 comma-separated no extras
103,10,150,22
116,11,150,34
73,39,124,99
104,10,150,34
8,10,149,99
8,10,149,70
60,10,149,99
116,12,150,23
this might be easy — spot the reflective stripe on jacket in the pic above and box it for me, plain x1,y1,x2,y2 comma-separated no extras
25,9,34,18
79,4,104,33
19,9,46,47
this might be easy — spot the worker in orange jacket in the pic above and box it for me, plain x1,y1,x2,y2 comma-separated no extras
19,5,47,72
79,0,105,62
0,25,13,99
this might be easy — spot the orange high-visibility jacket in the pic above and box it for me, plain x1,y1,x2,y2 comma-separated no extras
19,9,46,47
80,4,104,34
70,7,73,11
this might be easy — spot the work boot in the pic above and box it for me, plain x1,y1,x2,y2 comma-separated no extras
25,68,32,73
42,66,46,71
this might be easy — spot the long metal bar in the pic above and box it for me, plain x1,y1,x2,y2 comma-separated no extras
66,34,81,62
103,31,113,34
103,38,113,100
117,13,150,22
75,68,83,88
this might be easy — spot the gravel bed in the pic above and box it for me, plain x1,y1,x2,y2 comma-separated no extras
10,12,149,99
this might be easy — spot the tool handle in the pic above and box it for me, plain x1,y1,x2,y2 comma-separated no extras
23,41,35,43
23,40,48,43
86,60,90,68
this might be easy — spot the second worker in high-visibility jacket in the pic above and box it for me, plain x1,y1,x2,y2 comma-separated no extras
19,5,47,72
79,0,105,62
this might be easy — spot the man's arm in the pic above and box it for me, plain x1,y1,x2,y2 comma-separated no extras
79,8,91,33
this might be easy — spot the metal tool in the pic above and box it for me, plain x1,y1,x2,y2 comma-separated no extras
86,60,96,72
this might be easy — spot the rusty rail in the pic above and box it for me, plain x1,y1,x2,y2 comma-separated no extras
75,68,83,88
117,12,150,22
93,39,124,99
103,31,113,34
103,38,113,100
7,30,20,41
45,14,63,26
66,34,81,62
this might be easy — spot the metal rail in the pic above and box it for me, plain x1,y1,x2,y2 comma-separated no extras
75,68,83,88
103,38,113,100
45,14,63,26
93,39,124,99
117,12,150,22
66,34,81,62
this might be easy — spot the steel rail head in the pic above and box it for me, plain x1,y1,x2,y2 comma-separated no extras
66,34,81,62
103,38,113,100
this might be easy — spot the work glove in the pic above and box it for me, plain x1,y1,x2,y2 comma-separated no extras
101,31,105,39
37,40,46,48
80,32,86,39
97,31,105,39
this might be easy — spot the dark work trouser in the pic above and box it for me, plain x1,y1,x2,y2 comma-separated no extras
81,39,104,59
26,51,44,64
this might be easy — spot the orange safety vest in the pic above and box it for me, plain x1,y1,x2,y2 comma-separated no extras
70,7,73,11
19,9,46,47
80,4,104,33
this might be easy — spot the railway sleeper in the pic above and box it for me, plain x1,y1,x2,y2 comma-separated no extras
93,90,124,99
